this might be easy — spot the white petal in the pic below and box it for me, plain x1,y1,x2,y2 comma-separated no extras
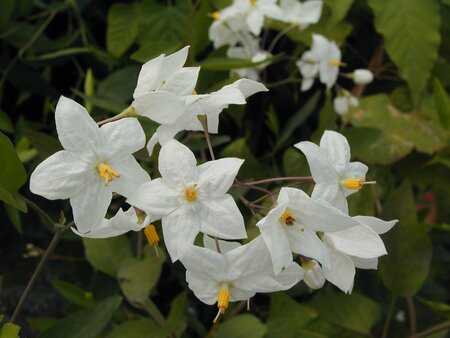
197,158,244,197
203,234,241,253
294,141,338,183
70,179,111,233
133,54,164,98
163,206,201,262
133,91,186,124
223,78,268,98
159,140,198,190
311,181,340,204
246,11,264,35
319,130,351,175
99,118,145,158
108,155,150,198
55,96,101,156
297,1,323,24
160,67,200,96
323,246,355,293
326,224,387,258
158,46,190,84
199,195,247,239
333,96,349,116
286,226,331,268
30,150,92,200
185,270,218,305
303,260,326,289
353,216,398,234
343,161,369,197
350,256,378,270
126,178,181,219
301,77,315,91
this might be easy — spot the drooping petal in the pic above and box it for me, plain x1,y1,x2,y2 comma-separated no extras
55,96,102,156
199,195,247,240
197,158,244,197
319,130,351,175
158,140,198,190
162,206,201,262
185,270,218,305
294,141,337,183
70,179,112,233
222,78,268,98
350,256,378,270
30,150,92,200
126,178,181,219
108,155,150,198
99,118,146,159
353,216,397,234
133,91,186,124
326,224,387,259
133,54,164,98
160,67,200,96
322,245,355,293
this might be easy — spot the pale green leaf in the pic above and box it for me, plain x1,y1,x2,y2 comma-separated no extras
107,3,140,57
0,323,20,338
0,132,27,192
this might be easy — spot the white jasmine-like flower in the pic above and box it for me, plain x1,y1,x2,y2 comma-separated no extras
296,50,320,91
127,140,247,262
256,187,359,275
279,0,323,29
144,78,268,154
333,91,359,116
302,259,325,289
295,130,371,213
71,207,150,238
352,69,374,85
209,7,248,49
179,235,303,321
30,96,149,232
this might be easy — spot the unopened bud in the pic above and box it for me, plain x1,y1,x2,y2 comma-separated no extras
302,260,325,289
353,69,374,85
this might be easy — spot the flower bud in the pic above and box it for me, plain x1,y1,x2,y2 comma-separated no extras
333,96,349,116
353,69,374,85
302,260,326,289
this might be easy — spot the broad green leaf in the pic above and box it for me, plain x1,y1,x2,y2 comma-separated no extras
118,246,166,303
165,293,188,337
190,0,214,56
39,296,122,338
309,292,381,334
107,3,140,57
419,298,450,319
4,203,22,233
379,180,432,297
0,323,20,338
348,95,447,164
433,78,450,129
28,317,59,334
198,56,277,71
311,91,336,143
105,319,163,338
266,293,318,338
23,130,62,160
0,188,27,212
0,132,27,192
0,111,13,134
51,280,95,308
97,66,140,104
215,314,267,338
324,0,354,26
73,90,127,114
138,0,191,44
83,236,132,277
368,0,441,101
131,42,182,63
282,148,311,178
0,0,15,30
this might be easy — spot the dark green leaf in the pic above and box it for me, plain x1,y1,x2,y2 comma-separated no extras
23,130,62,159
418,298,450,319
105,319,162,338
0,132,27,192
433,78,450,129
73,90,127,114
4,203,22,233
215,314,267,338
0,111,13,134
28,317,59,334
107,3,140,57
97,66,140,104
131,42,182,63
198,56,279,71
51,279,95,308
165,292,188,337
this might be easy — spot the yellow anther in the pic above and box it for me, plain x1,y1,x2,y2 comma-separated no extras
97,163,120,184
250,0,257,6
184,185,198,202
217,288,230,311
192,89,198,95
210,11,221,20
344,178,377,190
329,59,343,67
144,224,160,246
280,210,296,226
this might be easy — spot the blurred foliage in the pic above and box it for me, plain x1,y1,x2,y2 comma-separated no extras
0,0,449,337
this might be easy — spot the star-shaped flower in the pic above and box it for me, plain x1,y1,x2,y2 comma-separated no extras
127,140,247,261
279,0,323,29
30,96,149,232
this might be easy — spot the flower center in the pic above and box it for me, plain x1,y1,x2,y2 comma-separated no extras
184,185,198,202
280,210,296,226
144,224,159,246
210,11,220,20
342,178,377,190
214,285,231,322
329,59,343,67
97,163,120,184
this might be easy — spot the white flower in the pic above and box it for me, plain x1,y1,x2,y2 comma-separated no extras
279,0,323,29
209,7,248,49
143,78,268,154
256,187,359,275
296,50,320,91
295,130,370,213
302,259,325,289
126,140,247,262
30,96,149,232
72,207,150,238
333,91,359,116
353,69,374,85
179,235,303,320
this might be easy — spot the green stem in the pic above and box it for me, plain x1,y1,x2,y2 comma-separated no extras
97,105,136,126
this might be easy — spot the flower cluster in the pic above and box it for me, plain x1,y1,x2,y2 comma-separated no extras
29,47,395,321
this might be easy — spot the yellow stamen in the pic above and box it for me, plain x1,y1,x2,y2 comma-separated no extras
329,59,344,67
144,224,159,246
97,163,120,184
280,210,296,226
192,89,197,95
184,185,198,202
217,288,230,311
344,178,377,190
209,11,221,20
250,0,257,6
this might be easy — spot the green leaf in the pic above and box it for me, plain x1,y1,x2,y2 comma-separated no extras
311,91,337,143
215,314,267,338
266,293,319,338
28,317,59,334
0,111,13,134
324,0,355,26
23,130,62,160
282,148,310,178
165,293,188,337
309,292,381,334
190,0,214,56
0,323,21,338
105,319,163,338
97,66,140,104
432,78,450,129
198,56,277,71
379,180,432,297
39,296,122,338
368,0,441,101
418,298,450,319
118,246,166,303
51,280,95,308
4,203,22,233
83,236,132,277
0,132,27,192
73,89,127,114
131,42,182,63
0,0,14,30
107,3,140,57
348,95,447,164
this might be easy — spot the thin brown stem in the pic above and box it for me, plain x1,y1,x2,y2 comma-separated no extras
268,24,298,52
10,222,73,323
199,116,216,160
406,297,417,336
381,297,396,338
409,321,450,338
234,180,276,203
241,176,314,185
21,196,56,229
